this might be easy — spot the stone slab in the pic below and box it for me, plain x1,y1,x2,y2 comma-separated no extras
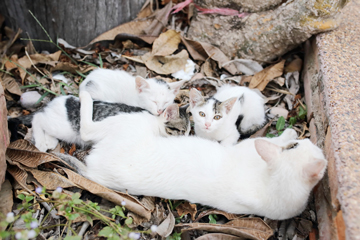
303,0,360,239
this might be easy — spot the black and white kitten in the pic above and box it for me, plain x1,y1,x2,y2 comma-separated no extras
17,95,190,152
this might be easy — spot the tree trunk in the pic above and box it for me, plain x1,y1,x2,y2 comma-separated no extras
0,0,146,51
188,0,349,61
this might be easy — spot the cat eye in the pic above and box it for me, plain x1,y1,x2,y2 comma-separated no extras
213,115,222,120
199,112,205,117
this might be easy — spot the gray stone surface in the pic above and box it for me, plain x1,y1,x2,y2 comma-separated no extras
306,0,360,239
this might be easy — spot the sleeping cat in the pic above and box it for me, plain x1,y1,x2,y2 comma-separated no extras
80,68,187,115
61,91,327,220
189,85,266,145
29,95,190,152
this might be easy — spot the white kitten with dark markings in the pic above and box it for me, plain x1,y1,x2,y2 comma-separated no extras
80,68,186,115
190,85,266,145
60,91,327,220
30,95,189,152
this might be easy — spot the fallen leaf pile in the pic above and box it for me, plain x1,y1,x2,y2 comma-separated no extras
0,1,315,239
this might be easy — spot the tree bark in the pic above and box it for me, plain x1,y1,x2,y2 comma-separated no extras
188,0,349,61
0,83,9,190
0,0,146,51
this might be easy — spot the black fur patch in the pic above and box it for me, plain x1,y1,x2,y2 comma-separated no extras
66,97,149,132
154,78,170,89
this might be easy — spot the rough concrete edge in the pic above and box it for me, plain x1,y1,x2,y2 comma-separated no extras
303,38,346,240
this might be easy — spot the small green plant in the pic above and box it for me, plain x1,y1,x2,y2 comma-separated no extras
167,232,182,240
208,214,217,224
0,187,153,240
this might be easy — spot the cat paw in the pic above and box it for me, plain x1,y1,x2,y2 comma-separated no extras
280,128,298,141
45,135,59,150
35,142,49,152
79,91,92,102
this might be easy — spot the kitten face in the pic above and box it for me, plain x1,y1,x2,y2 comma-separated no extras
136,77,184,116
165,105,190,136
189,89,237,133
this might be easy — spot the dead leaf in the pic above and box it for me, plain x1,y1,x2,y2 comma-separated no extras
176,202,197,221
199,42,238,75
144,2,172,36
152,29,181,56
270,107,289,118
180,36,207,61
196,233,244,240
285,57,302,73
127,212,148,228
142,49,188,74
0,180,13,223
156,209,175,237
226,59,263,76
122,55,144,64
90,19,153,44
6,140,73,168
4,55,18,71
1,75,22,96
203,59,217,78
195,209,242,222
6,164,33,192
249,60,285,91
28,169,76,190
179,218,273,240
250,119,275,138
141,196,156,212
69,144,76,156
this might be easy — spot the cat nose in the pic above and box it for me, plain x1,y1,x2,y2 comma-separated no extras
205,122,211,128
157,109,163,114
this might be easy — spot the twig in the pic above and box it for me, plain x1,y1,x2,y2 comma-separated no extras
25,50,46,76
78,221,90,236
40,201,60,219
297,99,306,110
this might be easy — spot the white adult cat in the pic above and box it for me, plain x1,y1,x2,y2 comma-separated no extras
62,91,327,220
80,68,186,115
31,95,189,152
190,85,266,145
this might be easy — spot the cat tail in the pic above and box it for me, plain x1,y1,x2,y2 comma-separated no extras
53,153,88,175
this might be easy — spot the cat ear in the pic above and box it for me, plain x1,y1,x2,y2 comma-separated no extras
163,104,179,121
303,158,327,182
135,76,150,93
169,79,188,95
238,94,244,104
254,139,282,164
220,97,237,114
189,88,204,108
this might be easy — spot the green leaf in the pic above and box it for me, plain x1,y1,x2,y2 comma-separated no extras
72,198,82,204
75,70,87,78
79,61,99,68
298,105,307,120
167,232,182,240
20,84,41,89
72,192,81,200
125,217,133,226
266,133,276,138
208,214,217,224
99,226,115,237
25,195,34,203
278,131,283,136
35,91,50,105
289,117,297,126
64,236,82,240
276,116,285,131
68,213,80,221
86,216,93,226
0,231,11,238
17,194,25,200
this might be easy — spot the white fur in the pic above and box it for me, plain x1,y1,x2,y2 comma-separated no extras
77,94,327,220
79,68,186,115
190,85,266,145
32,96,82,152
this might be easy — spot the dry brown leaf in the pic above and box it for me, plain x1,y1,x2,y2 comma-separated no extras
127,212,148,228
203,59,217,78
194,209,242,222
0,180,13,222
270,107,289,118
156,209,175,237
143,2,172,36
179,218,273,240
249,60,285,91
4,55,18,71
0,83,8,188
285,57,302,73
1,75,22,96
122,55,144,64
68,144,76,156
141,196,156,212
6,164,33,192
199,42,238,75
152,29,181,56
196,233,244,240
142,49,188,75
176,202,197,221
180,36,207,61
250,119,275,138
28,169,76,190
90,20,153,44
6,140,73,168
62,168,151,220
